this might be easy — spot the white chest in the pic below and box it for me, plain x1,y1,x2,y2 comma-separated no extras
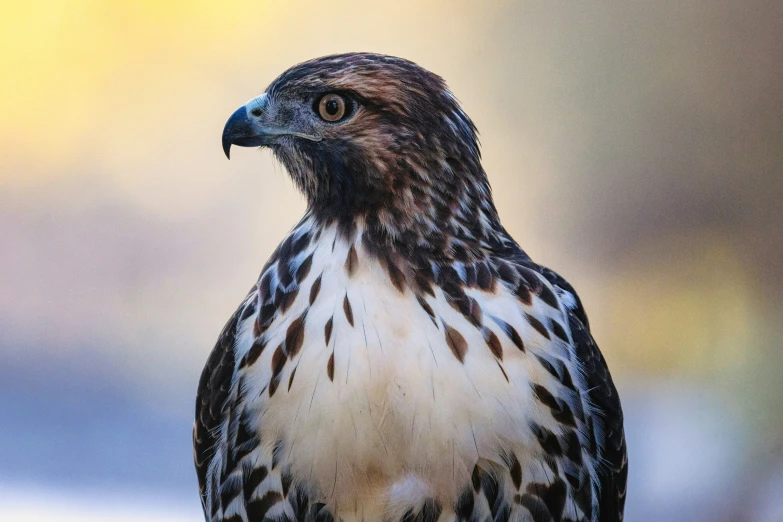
232,228,571,518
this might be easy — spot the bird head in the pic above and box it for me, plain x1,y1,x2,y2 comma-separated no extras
223,53,497,242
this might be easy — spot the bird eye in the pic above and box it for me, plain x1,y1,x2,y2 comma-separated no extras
317,93,348,122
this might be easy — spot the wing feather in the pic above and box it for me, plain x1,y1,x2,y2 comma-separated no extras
194,312,241,518
541,267,628,521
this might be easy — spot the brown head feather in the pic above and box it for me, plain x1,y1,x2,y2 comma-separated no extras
264,53,501,249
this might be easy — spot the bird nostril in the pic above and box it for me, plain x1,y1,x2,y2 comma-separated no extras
250,108,262,117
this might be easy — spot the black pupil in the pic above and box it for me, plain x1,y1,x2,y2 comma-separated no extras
325,98,340,116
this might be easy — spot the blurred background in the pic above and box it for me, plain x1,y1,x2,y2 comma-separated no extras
1,1,781,520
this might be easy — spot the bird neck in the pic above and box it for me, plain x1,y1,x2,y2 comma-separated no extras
307,178,507,267
303,146,505,256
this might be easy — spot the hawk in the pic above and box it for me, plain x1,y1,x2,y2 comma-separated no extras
195,53,626,522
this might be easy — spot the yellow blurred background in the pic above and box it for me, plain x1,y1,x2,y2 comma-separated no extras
1,1,781,520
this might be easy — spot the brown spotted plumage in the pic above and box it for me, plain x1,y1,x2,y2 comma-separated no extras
196,53,626,522
327,352,335,382
443,324,468,363
342,294,354,327
345,244,358,276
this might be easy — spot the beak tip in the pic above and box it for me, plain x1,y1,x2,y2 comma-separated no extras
222,105,251,160
222,97,270,159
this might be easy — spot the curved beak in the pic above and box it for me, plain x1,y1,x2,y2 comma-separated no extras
221,93,322,159
221,94,273,159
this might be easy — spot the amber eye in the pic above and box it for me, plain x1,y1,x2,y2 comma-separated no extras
317,93,347,122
